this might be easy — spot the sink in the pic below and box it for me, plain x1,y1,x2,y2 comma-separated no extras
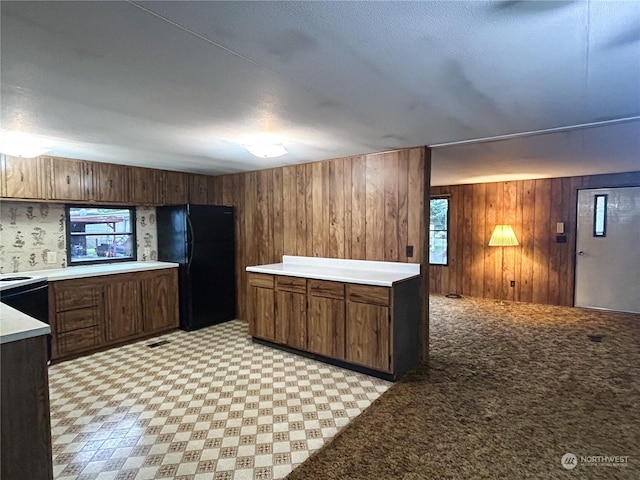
0,276,32,282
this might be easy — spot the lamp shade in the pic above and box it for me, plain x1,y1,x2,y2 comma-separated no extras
488,225,519,246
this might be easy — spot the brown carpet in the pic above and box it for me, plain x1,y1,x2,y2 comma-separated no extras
287,295,640,479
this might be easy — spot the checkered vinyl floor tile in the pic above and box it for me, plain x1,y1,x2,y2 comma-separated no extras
48,320,390,479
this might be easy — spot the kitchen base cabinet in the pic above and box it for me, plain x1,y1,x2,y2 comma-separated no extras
274,276,307,350
307,279,345,360
1,334,53,480
105,280,142,342
248,273,276,341
248,273,421,380
49,268,179,361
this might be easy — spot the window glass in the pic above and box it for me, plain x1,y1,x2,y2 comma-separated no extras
593,194,607,237
429,197,449,265
66,206,136,265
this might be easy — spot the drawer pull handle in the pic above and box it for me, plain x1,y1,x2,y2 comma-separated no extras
20,172,24,182
66,175,70,184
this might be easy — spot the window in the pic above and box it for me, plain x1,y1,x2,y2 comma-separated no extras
593,194,607,237
429,197,449,265
66,206,136,265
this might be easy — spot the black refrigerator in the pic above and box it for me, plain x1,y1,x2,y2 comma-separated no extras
156,205,236,331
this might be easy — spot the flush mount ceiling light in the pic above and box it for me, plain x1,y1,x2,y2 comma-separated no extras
0,131,52,158
244,142,288,158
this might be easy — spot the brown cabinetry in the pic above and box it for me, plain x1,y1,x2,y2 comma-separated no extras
189,174,210,204
142,269,179,332
129,166,156,205
274,276,307,349
156,170,188,205
308,279,345,360
49,268,179,361
93,163,129,203
1,334,53,480
1,155,45,199
248,273,276,341
248,272,421,379
51,280,104,358
105,279,141,341
46,156,92,201
346,284,390,371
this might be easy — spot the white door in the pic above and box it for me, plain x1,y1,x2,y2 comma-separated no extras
575,187,640,313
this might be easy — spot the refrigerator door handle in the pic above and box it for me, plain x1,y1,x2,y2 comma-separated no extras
186,215,195,269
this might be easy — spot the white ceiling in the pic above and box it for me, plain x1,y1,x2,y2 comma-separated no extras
1,1,639,186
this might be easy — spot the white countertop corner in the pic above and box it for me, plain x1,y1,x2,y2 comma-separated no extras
0,303,51,344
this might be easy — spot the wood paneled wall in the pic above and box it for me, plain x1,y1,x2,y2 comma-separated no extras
209,147,431,355
430,171,640,306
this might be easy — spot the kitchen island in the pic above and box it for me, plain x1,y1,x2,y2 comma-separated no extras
247,256,421,380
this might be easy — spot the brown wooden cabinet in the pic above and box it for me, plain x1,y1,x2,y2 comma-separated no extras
142,269,179,333
46,156,92,201
129,166,156,205
1,155,45,199
93,163,129,203
1,334,53,480
156,170,188,205
248,273,276,341
307,279,346,360
51,279,105,358
189,174,210,204
248,272,421,380
49,268,179,361
346,285,391,372
105,279,141,341
274,275,307,349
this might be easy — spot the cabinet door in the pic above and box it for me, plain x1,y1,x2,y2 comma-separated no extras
2,155,44,199
105,280,141,341
345,302,390,372
93,163,128,203
142,270,179,332
308,295,345,359
159,171,188,205
129,166,155,205
275,290,307,350
48,157,91,201
250,286,275,341
189,174,210,204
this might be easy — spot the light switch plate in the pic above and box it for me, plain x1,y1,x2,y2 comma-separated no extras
556,222,565,234
47,251,57,264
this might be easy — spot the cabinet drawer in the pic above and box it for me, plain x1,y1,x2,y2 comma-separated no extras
54,283,102,312
309,279,345,299
57,326,102,355
56,307,101,333
276,275,306,293
347,284,390,306
248,273,274,289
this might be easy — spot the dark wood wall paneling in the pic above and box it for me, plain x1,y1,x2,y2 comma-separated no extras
429,171,640,306
210,147,431,356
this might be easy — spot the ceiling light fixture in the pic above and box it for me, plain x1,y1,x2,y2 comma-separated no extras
0,131,52,158
244,143,288,158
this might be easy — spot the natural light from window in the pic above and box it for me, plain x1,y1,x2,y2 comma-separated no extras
429,198,448,265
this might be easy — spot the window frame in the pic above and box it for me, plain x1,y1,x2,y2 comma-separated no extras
429,196,449,266
65,205,137,266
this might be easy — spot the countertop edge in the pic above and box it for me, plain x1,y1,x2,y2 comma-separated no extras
246,265,420,287
38,262,179,282
0,304,51,345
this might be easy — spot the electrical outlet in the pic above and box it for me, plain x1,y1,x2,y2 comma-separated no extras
510,280,516,288
47,251,57,264
406,245,414,257
144,247,151,258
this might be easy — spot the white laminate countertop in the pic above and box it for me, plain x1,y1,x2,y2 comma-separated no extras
0,303,51,344
0,261,179,291
246,255,420,287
